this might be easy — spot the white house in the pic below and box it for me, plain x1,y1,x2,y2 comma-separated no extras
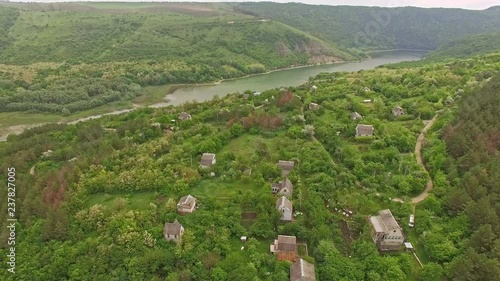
276,196,292,221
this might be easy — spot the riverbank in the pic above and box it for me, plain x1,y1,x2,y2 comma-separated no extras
0,50,424,142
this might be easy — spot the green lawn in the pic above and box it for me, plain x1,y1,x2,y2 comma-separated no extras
188,178,266,200
86,191,158,210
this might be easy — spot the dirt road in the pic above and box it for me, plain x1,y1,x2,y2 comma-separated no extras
411,115,438,204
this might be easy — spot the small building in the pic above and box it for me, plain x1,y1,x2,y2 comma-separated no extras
404,242,414,252
290,258,317,281
177,195,197,214
355,124,374,137
270,235,297,262
241,236,247,242
363,99,373,103
178,112,192,121
200,153,216,168
409,214,415,228
369,209,405,251
309,103,320,110
393,106,405,116
311,85,317,92
271,178,294,197
364,87,371,92
351,112,363,120
164,219,184,243
277,160,295,176
276,196,293,221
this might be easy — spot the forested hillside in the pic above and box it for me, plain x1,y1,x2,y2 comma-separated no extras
419,73,500,280
0,3,346,65
427,32,500,60
0,48,498,280
235,3,500,51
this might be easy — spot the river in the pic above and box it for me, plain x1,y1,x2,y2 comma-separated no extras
0,50,425,142
162,50,426,106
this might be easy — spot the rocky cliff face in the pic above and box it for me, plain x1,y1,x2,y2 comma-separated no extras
276,40,344,63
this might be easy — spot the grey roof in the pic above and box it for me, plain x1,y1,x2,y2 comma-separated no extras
290,259,316,281
356,124,374,136
277,160,295,171
273,178,294,194
276,196,292,210
309,103,320,109
277,235,297,252
370,209,401,233
200,153,216,166
164,219,183,235
393,106,404,114
351,112,363,120
178,195,196,207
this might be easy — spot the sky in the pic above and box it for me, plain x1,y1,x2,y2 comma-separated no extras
9,0,499,10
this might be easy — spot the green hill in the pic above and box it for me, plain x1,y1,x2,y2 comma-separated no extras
235,3,500,51
0,3,349,66
427,32,500,60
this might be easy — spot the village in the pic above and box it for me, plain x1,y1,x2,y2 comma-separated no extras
161,92,424,280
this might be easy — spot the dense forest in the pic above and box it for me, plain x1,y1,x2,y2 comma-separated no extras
235,3,500,50
0,45,499,280
426,32,500,60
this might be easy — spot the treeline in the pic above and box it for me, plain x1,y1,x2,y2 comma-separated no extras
0,78,141,114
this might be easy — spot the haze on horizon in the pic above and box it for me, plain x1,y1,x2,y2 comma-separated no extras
7,0,499,10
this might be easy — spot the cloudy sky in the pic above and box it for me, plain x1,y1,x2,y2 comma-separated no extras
11,1,498,10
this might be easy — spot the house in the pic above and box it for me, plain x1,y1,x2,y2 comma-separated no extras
369,209,405,251
164,219,184,243
393,106,405,116
363,99,373,103
270,235,297,261
178,112,192,121
177,195,197,214
309,103,320,110
351,112,363,120
200,153,216,168
276,196,293,221
364,87,371,92
290,259,317,281
355,124,374,137
271,178,293,196
311,85,317,91
277,160,295,176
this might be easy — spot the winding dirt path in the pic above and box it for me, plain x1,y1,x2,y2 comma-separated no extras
411,115,438,204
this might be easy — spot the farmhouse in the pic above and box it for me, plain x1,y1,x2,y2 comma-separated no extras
369,209,405,251
277,160,295,176
178,112,192,121
177,195,197,214
271,178,293,196
290,258,317,281
276,196,293,221
200,153,216,168
164,219,184,243
355,124,374,137
393,106,405,116
351,112,363,120
270,235,297,262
